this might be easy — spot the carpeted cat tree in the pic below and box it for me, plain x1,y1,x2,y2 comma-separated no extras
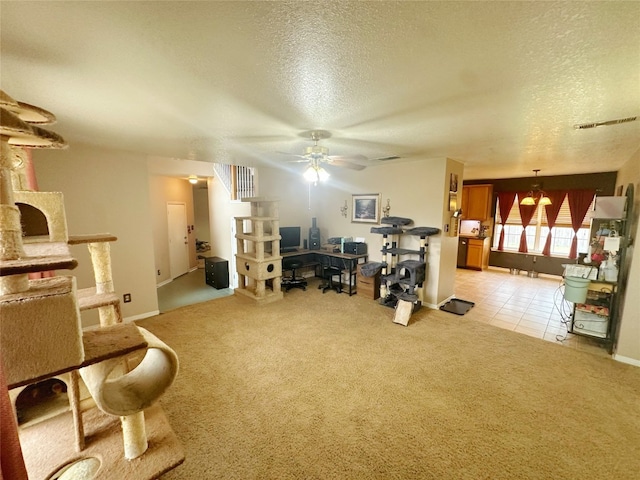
366,216,440,326
0,90,184,479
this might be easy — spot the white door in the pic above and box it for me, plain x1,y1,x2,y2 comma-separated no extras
168,202,189,279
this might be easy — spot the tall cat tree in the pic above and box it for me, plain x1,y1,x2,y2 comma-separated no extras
234,197,284,304
0,91,183,479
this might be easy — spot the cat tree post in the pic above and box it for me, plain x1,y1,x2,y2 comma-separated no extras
121,411,148,459
87,240,119,326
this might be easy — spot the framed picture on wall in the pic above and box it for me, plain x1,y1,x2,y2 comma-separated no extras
449,173,458,193
352,194,381,224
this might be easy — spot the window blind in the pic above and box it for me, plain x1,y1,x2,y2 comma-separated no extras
499,194,594,227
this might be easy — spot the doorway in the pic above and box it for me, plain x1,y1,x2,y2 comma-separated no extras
167,202,189,279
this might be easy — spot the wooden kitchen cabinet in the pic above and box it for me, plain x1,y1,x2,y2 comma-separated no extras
461,185,493,220
466,237,490,270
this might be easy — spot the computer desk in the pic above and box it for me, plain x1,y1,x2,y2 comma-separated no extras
281,249,368,296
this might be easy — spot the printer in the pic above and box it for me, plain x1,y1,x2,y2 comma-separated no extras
343,242,367,255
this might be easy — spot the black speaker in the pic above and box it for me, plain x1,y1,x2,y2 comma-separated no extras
303,239,308,249
309,229,320,249
309,218,320,250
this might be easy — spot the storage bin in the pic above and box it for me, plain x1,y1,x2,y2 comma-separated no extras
572,310,608,338
564,276,590,303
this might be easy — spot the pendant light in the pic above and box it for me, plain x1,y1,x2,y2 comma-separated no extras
520,169,552,206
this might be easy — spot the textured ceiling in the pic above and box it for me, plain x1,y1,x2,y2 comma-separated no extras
1,1,639,180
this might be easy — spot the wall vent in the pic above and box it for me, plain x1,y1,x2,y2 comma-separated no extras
574,116,637,129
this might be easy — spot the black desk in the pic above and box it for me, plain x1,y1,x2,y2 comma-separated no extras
281,249,368,296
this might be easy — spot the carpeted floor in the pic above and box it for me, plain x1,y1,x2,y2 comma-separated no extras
137,280,640,479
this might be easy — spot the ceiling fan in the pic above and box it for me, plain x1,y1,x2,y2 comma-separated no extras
284,130,368,173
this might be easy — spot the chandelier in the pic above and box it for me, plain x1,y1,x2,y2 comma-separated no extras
520,169,551,206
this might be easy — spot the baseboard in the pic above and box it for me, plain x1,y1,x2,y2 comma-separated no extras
423,294,456,310
156,279,172,288
612,354,640,367
124,310,160,323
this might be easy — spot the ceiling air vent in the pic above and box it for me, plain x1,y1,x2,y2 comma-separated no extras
574,116,637,129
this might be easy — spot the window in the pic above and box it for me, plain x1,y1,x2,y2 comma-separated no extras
493,195,593,256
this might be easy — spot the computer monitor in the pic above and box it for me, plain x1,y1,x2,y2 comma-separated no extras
279,226,301,253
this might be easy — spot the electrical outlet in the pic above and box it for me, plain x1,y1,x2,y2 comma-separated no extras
157,269,161,276
123,293,132,303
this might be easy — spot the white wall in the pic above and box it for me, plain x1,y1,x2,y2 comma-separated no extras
257,166,320,237
193,186,211,245
207,176,251,287
33,143,159,324
612,148,640,365
438,158,465,304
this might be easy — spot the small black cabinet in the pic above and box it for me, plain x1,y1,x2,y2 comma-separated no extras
204,257,229,289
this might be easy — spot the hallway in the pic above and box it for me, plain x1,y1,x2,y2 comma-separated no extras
157,269,233,313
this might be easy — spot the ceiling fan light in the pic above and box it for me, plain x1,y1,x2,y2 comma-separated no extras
317,167,329,182
303,166,318,182
303,165,330,183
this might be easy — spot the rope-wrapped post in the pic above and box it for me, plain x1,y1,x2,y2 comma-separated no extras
87,241,118,326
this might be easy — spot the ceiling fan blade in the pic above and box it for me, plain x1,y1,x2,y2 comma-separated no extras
328,154,368,162
228,134,296,144
370,155,402,161
276,151,308,158
326,158,366,171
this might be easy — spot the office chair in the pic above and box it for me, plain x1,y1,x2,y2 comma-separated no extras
282,258,307,291
318,255,342,294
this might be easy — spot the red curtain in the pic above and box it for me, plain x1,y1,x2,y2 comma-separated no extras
516,192,537,253
541,190,568,256
496,192,516,250
567,189,596,259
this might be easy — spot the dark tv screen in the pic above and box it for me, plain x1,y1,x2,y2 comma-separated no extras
280,226,301,252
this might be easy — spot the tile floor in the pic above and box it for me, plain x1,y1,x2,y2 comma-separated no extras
454,266,610,358
157,265,611,358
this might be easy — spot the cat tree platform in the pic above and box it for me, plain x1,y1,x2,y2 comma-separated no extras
0,255,78,276
19,403,184,480
8,322,148,390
